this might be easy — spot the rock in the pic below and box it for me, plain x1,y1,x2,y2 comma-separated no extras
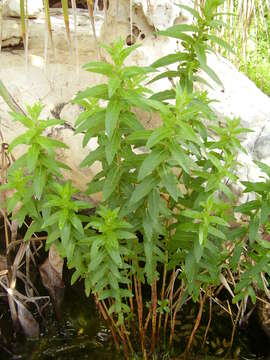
1,18,22,47
133,0,180,30
2,0,43,18
59,103,81,127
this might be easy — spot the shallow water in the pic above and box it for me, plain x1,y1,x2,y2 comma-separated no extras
0,281,269,360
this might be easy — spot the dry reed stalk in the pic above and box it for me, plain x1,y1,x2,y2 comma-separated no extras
169,282,184,347
151,278,157,354
87,0,100,59
157,250,168,340
202,287,212,348
183,292,206,359
94,296,120,350
134,274,146,358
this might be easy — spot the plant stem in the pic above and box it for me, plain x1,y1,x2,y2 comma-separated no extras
157,250,168,340
151,278,157,354
184,292,206,359
134,274,147,359
169,282,184,347
202,288,212,348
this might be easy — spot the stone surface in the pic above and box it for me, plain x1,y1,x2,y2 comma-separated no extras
1,18,22,47
3,0,43,18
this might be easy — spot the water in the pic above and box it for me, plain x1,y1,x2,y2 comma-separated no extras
0,280,269,359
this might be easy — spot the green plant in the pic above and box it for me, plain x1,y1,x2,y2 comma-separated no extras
2,0,270,358
150,0,233,93
71,24,249,356
232,160,270,304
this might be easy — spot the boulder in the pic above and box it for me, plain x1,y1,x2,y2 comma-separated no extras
2,0,43,18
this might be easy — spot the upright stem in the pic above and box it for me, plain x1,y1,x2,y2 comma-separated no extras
94,296,120,351
169,282,184,347
151,278,157,354
134,274,147,359
158,250,168,340
184,292,206,359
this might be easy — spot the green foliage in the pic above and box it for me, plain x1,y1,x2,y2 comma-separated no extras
151,0,233,92
73,34,247,312
2,0,270,356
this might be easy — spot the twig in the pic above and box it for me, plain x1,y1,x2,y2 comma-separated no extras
184,292,206,359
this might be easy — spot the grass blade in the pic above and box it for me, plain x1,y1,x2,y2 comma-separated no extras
61,0,73,63
0,80,26,114
87,0,100,59
43,0,56,61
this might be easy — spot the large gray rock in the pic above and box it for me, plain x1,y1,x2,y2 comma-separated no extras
3,0,43,18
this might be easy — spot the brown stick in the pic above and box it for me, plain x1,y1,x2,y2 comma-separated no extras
229,301,242,348
183,292,206,359
94,296,120,351
134,275,147,359
158,251,168,340
202,288,212,348
169,283,184,347
151,278,157,354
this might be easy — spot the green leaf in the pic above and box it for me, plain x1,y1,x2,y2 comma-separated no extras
80,147,104,168
39,118,65,129
170,143,197,173
185,252,198,284
33,166,46,200
126,130,152,144
207,34,234,53
254,160,270,178
261,197,270,224
75,110,105,133
182,209,201,219
9,133,31,151
249,215,259,245
24,220,41,241
74,84,109,101
105,132,121,165
42,211,62,228
10,112,32,128
138,149,168,181
130,175,159,204
151,53,189,68
86,179,105,195
161,168,181,201
194,239,203,262
27,145,39,172
146,127,173,148
46,228,60,245
103,166,123,201
121,66,155,78
208,225,226,239
70,214,84,234
120,43,141,60
120,112,144,132
148,70,180,84
200,62,223,87
105,98,121,139
194,43,207,65
234,200,261,214
177,120,201,145
71,270,81,285
83,61,114,76
157,29,195,43
108,77,121,98
150,90,176,101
